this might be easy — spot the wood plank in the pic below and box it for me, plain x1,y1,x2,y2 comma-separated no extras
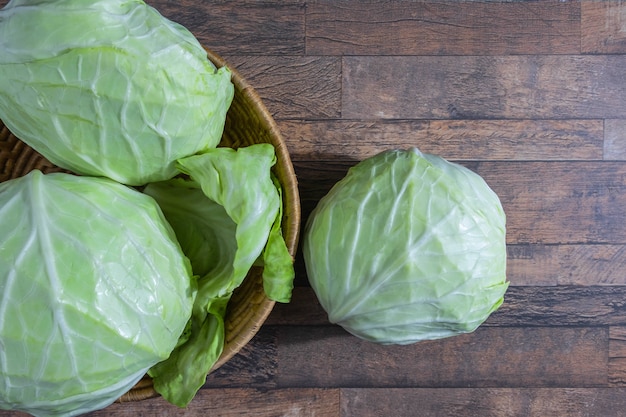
146,0,305,55
294,160,352,222
342,55,626,120
295,161,626,245
341,388,626,417
268,286,626,327
582,0,626,53
610,326,626,386
491,286,626,327
507,244,626,286
604,119,626,160
278,119,603,162
95,388,340,417
477,161,626,244
222,55,342,119
276,326,607,388
306,0,580,56
204,326,277,388
267,288,330,326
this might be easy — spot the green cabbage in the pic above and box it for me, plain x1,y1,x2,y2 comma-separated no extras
0,170,196,416
303,148,508,345
0,0,234,186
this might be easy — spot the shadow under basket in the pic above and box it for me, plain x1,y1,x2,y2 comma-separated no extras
0,47,301,402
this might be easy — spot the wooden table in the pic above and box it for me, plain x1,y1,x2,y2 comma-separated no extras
3,1,626,416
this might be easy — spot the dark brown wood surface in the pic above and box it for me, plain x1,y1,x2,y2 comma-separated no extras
2,1,626,416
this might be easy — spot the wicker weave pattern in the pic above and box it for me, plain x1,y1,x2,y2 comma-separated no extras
0,48,301,402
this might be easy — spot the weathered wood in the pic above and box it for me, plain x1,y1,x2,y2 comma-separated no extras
491,286,626,327
604,119,626,160
295,161,626,245
221,55,342,119
276,326,607,388
582,0,626,54
294,160,352,220
146,0,305,55
93,388,340,417
278,119,603,162
204,326,278,388
341,388,626,417
477,161,626,245
609,326,626,386
507,244,626,286
268,286,626,327
342,55,626,120
306,1,581,56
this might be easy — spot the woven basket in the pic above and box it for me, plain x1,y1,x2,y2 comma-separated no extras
0,48,300,402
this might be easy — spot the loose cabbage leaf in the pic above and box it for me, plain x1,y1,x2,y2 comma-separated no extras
144,144,294,407
303,148,508,345
0,0,234,185
261,175,295,303
0,170,196,417
146,292,228,410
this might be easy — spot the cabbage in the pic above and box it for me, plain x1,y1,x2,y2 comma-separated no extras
144,144,294,407
0,0,234,186
0,170,196,416
303,148,508,345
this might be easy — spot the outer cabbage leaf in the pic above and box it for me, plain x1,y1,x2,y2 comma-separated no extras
0,170,196,416
303,148,508,345
0,0,234,185
144,144,294,407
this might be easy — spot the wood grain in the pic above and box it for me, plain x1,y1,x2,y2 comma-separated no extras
609,326,626,386
307,1,581,56
129,52,623,124
604,119,626,160
203,326,278,388
582,0,626,53
341,388,626,417
98,388,339,417
342,55,626,120
278,119,604,161
507,243,626,286
276,326,606,388
221,55,342,119
146,0,305,55
477,161,626,245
